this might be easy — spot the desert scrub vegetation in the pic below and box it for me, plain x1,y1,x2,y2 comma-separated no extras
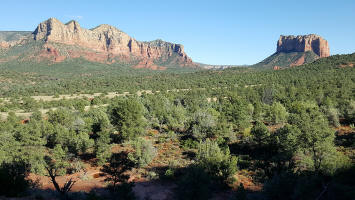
128,137,157,167
196,139,238,186
0,53,354,199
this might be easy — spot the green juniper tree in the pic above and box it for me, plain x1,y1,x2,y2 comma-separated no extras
109,97,146,140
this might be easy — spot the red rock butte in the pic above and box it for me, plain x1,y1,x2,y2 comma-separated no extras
31,18,194,67
277,34,330,58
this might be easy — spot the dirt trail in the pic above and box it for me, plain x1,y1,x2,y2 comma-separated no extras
0,105,107,120
0,84,261,103
0,84,262,120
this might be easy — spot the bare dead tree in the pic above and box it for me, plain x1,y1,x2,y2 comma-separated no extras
44,156,77,196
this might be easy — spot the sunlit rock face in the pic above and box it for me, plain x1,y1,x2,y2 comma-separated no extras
32,18,193,67
277,34,330,58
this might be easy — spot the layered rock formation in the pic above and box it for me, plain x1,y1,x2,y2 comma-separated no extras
31,18,193,67
277,34,330,58
254,34,331,69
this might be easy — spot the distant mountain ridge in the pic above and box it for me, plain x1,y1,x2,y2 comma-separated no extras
254,34,330,69
0,31,31,42
0,31,31,48
0,18,195,70
0,20,333,70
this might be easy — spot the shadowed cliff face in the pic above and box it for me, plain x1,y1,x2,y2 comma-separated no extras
277,34,330,58
3,18,194,68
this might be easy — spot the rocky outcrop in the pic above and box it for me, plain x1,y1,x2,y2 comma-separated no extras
0,41,10,48
273,66,281,70
289,54,305,67
0,39,27,48
32,18,193,66
133,59,167,70
0,31,31,48
277,34,330,58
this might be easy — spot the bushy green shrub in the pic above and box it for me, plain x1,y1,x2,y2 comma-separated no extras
108,97,147,140
180,138,199,150
129,138,157,167
197,139,238,185
48,108,73,126
265,102,288,125
94,131,112,166
163,168,175,180
220,94,252,131
68,158,85,174
101,152,134,191
91,97,103,106
326,107,341,127
190,111,216,140
73,99,90,112
84,108,111,134
251,121,270,147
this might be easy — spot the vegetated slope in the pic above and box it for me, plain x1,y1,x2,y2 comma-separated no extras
0,31,31,42
249,52,355,91
0,51,354,97
252,51,319,69
0,39,201,79
0,55,354,199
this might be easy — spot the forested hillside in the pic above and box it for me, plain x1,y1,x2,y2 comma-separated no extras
0,53,354,199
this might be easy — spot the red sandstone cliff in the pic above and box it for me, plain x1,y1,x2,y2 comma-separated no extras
277,34,330,58
31,18,193,67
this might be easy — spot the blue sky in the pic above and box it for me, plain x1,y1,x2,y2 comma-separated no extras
1,0,354,65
